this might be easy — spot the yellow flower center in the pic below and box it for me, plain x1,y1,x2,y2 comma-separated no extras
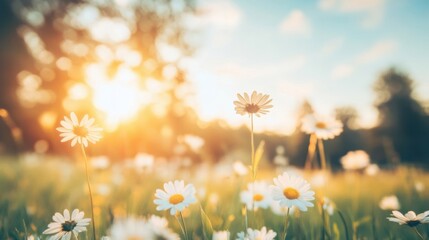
315,121,327,129
169,194,185,205
73,126,88,137
253,194,264,202
245,104,260,113
127,236,143,240
283,187,300,199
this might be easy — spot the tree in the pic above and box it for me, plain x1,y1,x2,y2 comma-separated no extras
0,0,197,155
374,67,429,164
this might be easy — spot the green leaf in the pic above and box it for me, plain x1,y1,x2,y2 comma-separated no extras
252,140,265,179
337,209,354,240
200,206,213,240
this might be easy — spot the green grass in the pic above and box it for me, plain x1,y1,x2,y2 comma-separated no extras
0,154,428,239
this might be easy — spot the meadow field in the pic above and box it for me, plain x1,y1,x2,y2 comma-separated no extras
0,152,428,239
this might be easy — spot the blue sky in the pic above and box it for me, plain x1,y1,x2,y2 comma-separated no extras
187,0,429,134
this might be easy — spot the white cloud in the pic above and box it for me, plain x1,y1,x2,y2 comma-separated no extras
319,0,386,28
321,37,344,55
279,10,311,35
331,39,397,80
214,55,307,79
197,0,242,29
356,40,397,64
332,64,354,79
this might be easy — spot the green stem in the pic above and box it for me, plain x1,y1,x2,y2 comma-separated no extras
80,145,97,240
179,211,189,240
304,134,318,169
282,207,291,240
337,210,350,240
318,139,327,170
250,113,257,224
414,227,425,240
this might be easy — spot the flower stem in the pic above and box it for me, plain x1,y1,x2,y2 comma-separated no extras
80,145,97,240
282,207,291,240
318,139,327,170
179,211,189,240
250,113,257,224
414,227,425,240
304,134,318,169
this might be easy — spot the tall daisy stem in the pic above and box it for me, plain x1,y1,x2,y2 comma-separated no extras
414,227,425,240
304,134,318,169
179,211,189,240
250,113,257,224
318,139,327,170
80,145,97,240
282,207,291,240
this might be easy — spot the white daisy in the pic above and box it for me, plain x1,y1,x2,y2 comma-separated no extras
109,216,179,240
379,195,400,210
388,210,429,227
56,112,102,147
270,201,295,216
340,150,370,170
236,227,276,240
233,161,249,176
301,114,343,140
234,91,273,117
240,181,271,210
213,231,230,240
321,197,335,216
154,180,197,215
43,209,91,240
270,172,315,211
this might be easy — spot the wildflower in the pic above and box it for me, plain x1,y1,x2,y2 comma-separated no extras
415,181,425,192
43,209,91,240
270,201,295,216
270,172,315,211
90,156,110,170
365,164,380,176
134,153,154,171
183,134,205,152
56,112,102,147
321,197,335,216
387,210,429,227
236,227,276,240
233,161,249,176
213,231,230,240
234,91,272,117
240,181,271,210
379,195,400,210
340,150,370,170
301,114,343,139
154,180,197,215
109,216,179,240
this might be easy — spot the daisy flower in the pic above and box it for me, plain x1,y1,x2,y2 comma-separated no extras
270,172,315,211
240,181,271,210
321,197,335,216
56,112,102,147
379,195,400,210
213,231,230,240
154,180,197,215
234,91,272,117
109,216,179,240
43,209,91,240
340,150,370,170
236,227,276,240
388,210,429,227
270,201,295,216
301,114,343,140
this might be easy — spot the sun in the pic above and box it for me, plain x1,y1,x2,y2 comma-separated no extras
84,62,144,131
